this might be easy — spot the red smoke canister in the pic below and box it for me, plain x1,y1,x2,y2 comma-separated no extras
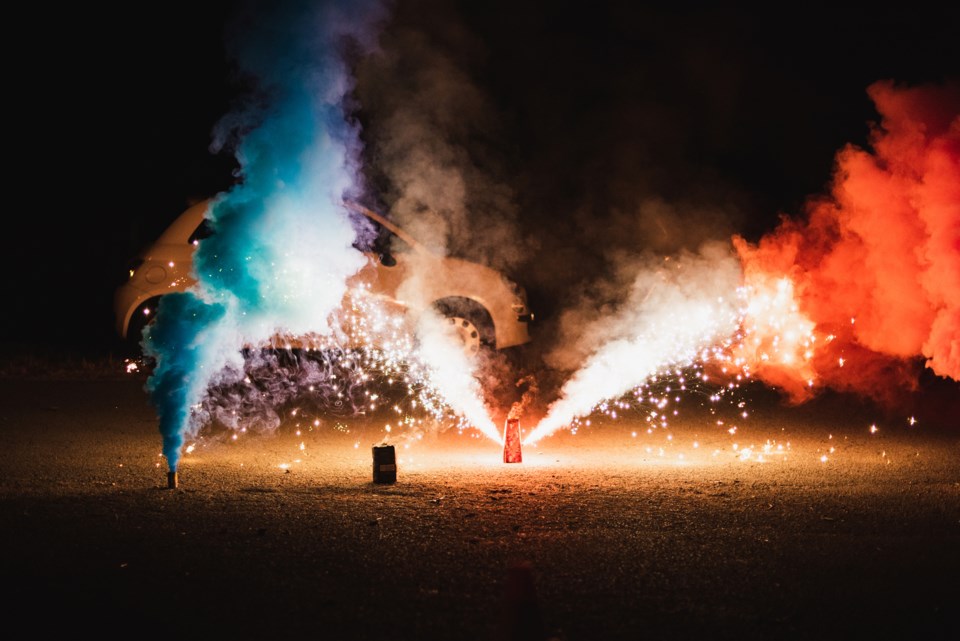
167,471,178,489
373,445,397,483
503,418,522,463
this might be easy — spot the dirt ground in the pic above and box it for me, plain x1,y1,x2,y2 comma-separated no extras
1,375,958,640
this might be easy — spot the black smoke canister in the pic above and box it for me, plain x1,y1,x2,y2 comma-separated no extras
372,445,397,483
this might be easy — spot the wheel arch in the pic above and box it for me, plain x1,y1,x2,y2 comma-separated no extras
123,295,164,348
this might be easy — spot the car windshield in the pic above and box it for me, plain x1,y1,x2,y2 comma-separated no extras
189,218,215,245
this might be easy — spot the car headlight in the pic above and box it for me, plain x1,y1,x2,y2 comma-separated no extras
507,279,533,321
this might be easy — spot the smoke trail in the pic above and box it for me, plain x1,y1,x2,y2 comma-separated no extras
525,241,743,444
349,1,530,437
507,374,539,422
354,0,525,272
733,80,960,407
143,0,386,471
413,309,501,442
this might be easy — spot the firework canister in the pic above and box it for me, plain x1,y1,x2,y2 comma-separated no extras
503,418,522,463
373,445,397,483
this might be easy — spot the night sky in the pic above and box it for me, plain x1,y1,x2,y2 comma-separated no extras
9,0,957,358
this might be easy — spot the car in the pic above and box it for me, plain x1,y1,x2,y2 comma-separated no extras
114,199,534,358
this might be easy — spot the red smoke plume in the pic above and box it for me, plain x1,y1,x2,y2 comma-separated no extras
733,80,960,408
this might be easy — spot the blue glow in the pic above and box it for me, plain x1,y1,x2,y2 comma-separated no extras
144,0,385,471
143,293,227,469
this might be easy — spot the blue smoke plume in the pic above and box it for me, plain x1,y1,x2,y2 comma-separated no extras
144,0,386,472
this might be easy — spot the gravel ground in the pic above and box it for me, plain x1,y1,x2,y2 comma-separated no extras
1,376,958,640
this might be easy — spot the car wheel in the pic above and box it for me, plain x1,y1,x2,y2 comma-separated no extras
432,298,496,359
445,315,483,356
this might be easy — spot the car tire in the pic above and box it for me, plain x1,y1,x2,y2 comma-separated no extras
431,297,496,359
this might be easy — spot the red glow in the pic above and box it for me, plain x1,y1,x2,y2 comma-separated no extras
733,80,960,407
503,418,522,463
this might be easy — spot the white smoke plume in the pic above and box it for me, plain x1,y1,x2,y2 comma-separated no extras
525,241,743,443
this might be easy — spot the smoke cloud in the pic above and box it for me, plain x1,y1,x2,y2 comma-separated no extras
354,0,525,271
347,0,540,432
144,0,386,471
143,4,958,460
525,241,743,443
733,80,960,406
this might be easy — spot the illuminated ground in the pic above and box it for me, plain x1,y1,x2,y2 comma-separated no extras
1,377,958,640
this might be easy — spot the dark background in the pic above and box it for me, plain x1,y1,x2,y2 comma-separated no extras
7,0,958,359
